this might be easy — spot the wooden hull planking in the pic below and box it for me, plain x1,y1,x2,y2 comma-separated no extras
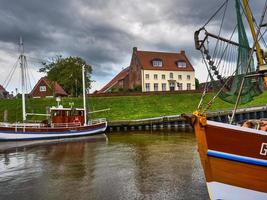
193,115,267,199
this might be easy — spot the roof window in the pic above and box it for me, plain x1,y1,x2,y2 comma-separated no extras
177,61,186,68
152,59,163,67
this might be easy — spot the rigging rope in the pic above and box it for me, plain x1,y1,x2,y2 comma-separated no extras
201,0,229,29
3,58,19,89
230,0,267,123
212,0,228,60
195,0,265,111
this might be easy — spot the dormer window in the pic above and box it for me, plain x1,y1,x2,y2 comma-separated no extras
177,61,186,68
152,59,163,67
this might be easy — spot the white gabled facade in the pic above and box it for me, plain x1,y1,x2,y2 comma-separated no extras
141,69,195,92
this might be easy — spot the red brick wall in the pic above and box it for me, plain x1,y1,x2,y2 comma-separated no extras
123,75,129,90
128,48,142,89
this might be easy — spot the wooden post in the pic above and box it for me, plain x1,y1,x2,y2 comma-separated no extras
46,106,50,123
3,110,8,122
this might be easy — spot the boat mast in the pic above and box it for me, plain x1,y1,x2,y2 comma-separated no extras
242,0,264,65
82,65,87,125
19,37,27,122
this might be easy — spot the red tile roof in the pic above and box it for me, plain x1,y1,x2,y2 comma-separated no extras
135,50,194,71
98,67,129,93
53,82,68,96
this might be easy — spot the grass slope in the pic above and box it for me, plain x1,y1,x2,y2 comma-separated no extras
0,92,267,122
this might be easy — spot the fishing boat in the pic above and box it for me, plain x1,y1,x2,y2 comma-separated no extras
192,0,267,199
0,38,107,141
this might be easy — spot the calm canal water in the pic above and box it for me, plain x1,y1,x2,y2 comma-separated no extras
0,131,209,200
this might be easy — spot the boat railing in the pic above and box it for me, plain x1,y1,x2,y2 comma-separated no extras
51,122,82,128
51,119,106,127
0,122,45,128
0,118,107,129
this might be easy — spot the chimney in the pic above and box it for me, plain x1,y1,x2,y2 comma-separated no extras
180,50,185,55
133,47,137,53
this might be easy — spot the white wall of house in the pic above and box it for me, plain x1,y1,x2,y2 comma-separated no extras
141,69,195,92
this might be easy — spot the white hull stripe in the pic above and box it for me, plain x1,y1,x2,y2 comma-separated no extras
207,150,267,167
0,124,106,134
207,182,267,200
207,120,267,136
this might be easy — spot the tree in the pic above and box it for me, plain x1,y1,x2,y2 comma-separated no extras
39,56,92,97
195,78,200,89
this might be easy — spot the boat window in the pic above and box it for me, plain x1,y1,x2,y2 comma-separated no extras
74,110,79,116
53,111,60,116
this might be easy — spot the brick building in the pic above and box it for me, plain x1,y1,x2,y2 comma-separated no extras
97,67,129,93
30,77,68,98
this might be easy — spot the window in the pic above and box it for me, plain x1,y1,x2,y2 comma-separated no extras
152,60,163,67
154,83,158,91
177,61,186,68
145,83,150,92
170,73,173,79
162,83,166,91
162,74,165,80
178,75,182,80
187,75,190,80
187,83,191,90
145,74,149,79
40,86,46,92
154,74,158,80
178,83,183,90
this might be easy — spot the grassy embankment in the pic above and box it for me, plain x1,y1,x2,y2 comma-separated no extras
0,92,267,122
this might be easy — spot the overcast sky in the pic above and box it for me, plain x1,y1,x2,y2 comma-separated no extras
0,0,265,93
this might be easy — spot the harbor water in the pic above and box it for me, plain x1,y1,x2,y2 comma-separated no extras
0,131,209,200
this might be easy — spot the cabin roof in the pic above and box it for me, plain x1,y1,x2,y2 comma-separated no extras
50,107,85,111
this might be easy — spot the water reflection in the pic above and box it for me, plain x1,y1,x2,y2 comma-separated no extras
0,131,208,200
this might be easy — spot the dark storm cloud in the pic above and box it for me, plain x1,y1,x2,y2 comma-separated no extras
0,0,265,88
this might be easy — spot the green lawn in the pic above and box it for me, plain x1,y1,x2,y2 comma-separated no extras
1,92,267,122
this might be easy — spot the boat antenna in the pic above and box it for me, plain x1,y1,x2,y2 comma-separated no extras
19,36,27,122
82,65,87,125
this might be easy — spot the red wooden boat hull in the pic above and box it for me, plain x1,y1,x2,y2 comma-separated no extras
193,114,267,199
